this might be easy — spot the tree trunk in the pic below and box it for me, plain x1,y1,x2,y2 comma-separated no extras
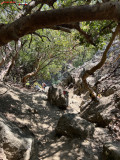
82,24,120,100
22,55,43,85
22,55,58,85
0,2,120,46
0,61,12,81
0,40,22,81
22,65,41,85
5,51,18,76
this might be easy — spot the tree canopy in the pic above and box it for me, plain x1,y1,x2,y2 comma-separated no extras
0,0,120,46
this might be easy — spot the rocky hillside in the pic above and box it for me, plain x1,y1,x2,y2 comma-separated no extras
0,42,120,160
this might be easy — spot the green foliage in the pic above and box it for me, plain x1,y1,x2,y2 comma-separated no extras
73,46,96,67
15,29,78,80
0,0,118,83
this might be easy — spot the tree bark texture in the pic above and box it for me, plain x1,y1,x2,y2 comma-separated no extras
0,2,120,46
82,24,120,99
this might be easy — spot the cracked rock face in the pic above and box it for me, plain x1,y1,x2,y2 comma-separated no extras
80,94,119,127
55,113,95,139
0,114,34,160
47,86,68,109
61,71,75,87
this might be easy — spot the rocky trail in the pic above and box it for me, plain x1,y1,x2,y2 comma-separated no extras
0,83,83,159
0,44,120,160
0,79,119,160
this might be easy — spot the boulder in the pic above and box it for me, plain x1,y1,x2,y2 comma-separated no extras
0,114,34,160
61,71,75,87
103,86,117,97
74,79,87,95
73,79,81,95
47,86,68,109
80,95,118,127
95,78,118,97
103,142,120,160
55,113,95,139
73,76,96,96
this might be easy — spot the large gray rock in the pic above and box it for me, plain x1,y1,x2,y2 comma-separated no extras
61,71,75,87
80,95,119,127
95,77,119,97
104,86,117,97
73,76,96,96
74,79,87,95
99,85,117,97
55,113,95,139
103,142,120,160
0,114,34,160
47,86,68,109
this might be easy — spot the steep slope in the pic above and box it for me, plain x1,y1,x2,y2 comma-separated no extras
0,41,120,159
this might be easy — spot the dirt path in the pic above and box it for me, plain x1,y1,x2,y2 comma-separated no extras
0,84,100,160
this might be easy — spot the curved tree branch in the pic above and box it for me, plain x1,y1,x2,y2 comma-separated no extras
0,2,120,46
57,22,95,45
32,32,51,41
5,40,22,76
49,26,71,33
82,23,120,100
23,0,56,16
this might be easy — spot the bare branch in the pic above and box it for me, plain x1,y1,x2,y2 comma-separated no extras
5,40,22,76
32,32,51,41
21,39,27,48
85,0,91,5
49,26,71,33
23,0,57,16
100,21,114,34
77,26,95,46
0,2,120,46
82,23,120,100
52,22,95,45
94,21,115,42
40,58,57,70
37,4,44,11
